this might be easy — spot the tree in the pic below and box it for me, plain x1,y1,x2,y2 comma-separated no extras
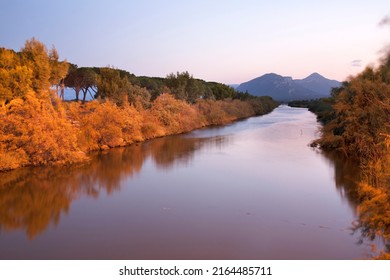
165,71,212,103
95,67,128,105
96,67,150,108
208,82,236,100
0,48,32,104
65,67,97,102
48,46,69,99
20,38,51,95
127,84,151,109
1,39,69,103
165,71,189,101
138,76,165,100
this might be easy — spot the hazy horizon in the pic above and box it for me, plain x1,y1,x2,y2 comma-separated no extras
1,0,389,84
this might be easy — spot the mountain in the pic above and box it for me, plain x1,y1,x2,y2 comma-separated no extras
294,72,341,97
236,73,341,102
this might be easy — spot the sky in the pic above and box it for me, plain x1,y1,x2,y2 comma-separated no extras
0,0,389,84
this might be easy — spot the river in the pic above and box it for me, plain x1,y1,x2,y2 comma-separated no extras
0,105,380,259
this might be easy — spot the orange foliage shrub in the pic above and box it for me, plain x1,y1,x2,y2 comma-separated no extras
0,92,86,170
148,93,202,134
195,98,263,125
142,94,273,140
66,100,143,151
220,99,256,119
195,99,230,125
0,48,33,103
140,110,166,139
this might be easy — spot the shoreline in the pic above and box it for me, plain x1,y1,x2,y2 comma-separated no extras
1,101,278,173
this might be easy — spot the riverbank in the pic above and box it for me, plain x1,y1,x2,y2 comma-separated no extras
289,57,390,258
0,92,277,172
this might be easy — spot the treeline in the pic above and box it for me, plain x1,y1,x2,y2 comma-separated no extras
291,55,390,258
60,64,257,105
0,40,258,106
0,38,277,172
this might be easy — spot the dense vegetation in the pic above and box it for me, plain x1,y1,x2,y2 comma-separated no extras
0,38,277,172
291,55,390,258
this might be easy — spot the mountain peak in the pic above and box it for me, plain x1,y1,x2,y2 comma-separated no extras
236,72,341,101
261,73,283,79
306,72,324,79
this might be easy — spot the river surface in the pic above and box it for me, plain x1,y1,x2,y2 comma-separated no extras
0,105,379,259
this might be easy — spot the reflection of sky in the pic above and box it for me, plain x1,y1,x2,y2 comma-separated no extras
1,1,389,84
186,105,300,138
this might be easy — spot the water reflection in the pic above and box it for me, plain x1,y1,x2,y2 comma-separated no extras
0,107,385,259
148,134,228,170
320,151,361,211
0,134,229,239
0,128,373,244
320,150,388,255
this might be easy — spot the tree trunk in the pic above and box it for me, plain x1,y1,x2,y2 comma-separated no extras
82,88,87,103
75,87,80,101
60,81,65,100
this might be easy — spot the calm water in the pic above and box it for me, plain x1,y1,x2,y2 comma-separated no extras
0,106,378,259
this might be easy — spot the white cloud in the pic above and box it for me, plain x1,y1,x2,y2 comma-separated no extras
379,15,390,26
351,59,362,67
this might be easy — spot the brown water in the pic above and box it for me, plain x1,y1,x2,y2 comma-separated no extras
0,105,379,259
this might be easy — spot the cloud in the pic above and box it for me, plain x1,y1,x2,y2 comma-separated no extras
379,15,390,26
351,59,362,67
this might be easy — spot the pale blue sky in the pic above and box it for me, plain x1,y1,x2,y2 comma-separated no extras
0,0,389,83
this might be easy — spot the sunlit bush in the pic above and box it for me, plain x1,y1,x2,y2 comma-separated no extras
149,93,202,134
66,100,144,150
0,92,86,170
194,99,230,125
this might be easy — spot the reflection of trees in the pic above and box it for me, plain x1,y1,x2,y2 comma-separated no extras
320,150,389,257
320,151,361,211
0,134,228,239
148,135,226,170
0,167,79,238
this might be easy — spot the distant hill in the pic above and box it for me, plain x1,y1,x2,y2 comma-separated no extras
294,72,341,97
236,73,340,102
228,84,240,89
